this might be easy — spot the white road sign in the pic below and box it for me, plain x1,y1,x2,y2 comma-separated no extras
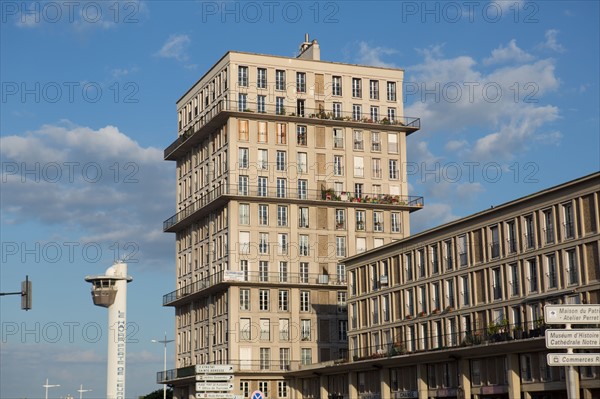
195,393,239,399
547,353,600,366
196,382,234,392
195,364,234,374
544,305,600,324
546,329,600,348
196,374,234,381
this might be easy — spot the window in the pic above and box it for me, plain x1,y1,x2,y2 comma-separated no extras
238,66,248,86
257,67,267,89
432,282,440,311
239,231,250,254
258,204,268,225
301,319,311,340
335,209,346,230
238,120,249,141
278,233,288,255
276,151,286,171
352,104,362,121
333,155,344,176
521,355,533,381
354,156,364,177
276,123,287,144
259,349,270,371
332,76,342,96
279,262,288,282
546,254,557,289
299,207,309,228
405,253,413,281
431,245,439,274
524,215,535,249
461,275,470,306
566,249,578,285
490,225,500,258
259,261,269,282
296,99,305,117
297,125,307,146
510,263,520,296
301,348,312,365
492,267,502,300
238,148,249,169
297,179,307,199
238,175,249,195
276,178,287,198
279,319,289,341
239,204,249,225
257,149,268,170
240,318,251,340
389,159,398,179
258,176,268,196
372,297,379,324
356,210,366,231
406,288,414,316
238,93,247,111
241,260,249,281
259,233,269,254
528,259,538,292
275,70,285,90
278,290,289,311
339,320,348,341
296,72,306,93
352,77,362,97
240,289,250,310
353,130,364,150
260,318,270,340
259,289,270,311
336,236,346,257
300,291,310,311
370,106,379,122
457,235,467,266
388,132,398,153
297,152,307,173
563,202,574,238
371,132,381,151
446,278,455,308
444,240,453,270
369,80,379,100
255,94,266,113
299,235,309,256
387,108,396,123
276,97,285,115
278,381,288,397
333,102,342,118
391,213,401,232
277,205,288,226
544,209,554,244
337,264,346,283
387,81,397,101
374,211,383,232
240,381,249,398
507,221,517,253
300,262,309,283
333,128,344,148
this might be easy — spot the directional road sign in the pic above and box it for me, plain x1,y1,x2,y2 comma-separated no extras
196,374,234,381
196,382,234,392
195,393,239,399
195,364,234,374
544,305,600,324
547,353,600,366
545,329,600,348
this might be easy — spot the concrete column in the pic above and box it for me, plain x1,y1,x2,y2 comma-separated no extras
417,364,428,399
582,388,593,399
320,375,329,399
380,368,391,399
459,358,471,399
349,372,358,399
506,353,521,399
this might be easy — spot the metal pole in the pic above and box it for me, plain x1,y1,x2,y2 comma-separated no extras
152,332,173,399
565,323,578,399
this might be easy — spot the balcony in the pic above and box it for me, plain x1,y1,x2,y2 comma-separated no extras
163,270,346,306
165,99,421,160
164,185,423,232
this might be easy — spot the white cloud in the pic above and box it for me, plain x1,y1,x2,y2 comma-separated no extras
410,203,459,234
355,41,398,68
156,34,192,62
0,121,174,270
483,39,535,65
538,29,566,53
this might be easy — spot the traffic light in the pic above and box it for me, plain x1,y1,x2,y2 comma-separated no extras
21,276,32,311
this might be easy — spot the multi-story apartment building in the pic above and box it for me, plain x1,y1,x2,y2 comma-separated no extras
159,36,423,399
291,172,600,399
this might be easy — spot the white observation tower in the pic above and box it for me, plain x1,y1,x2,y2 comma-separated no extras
85,262,133,399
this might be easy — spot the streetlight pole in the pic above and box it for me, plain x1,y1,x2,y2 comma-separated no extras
43,378,60,399
152,332,174,399
77,384,92,399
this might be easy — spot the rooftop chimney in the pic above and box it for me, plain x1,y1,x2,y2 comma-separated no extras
297,33,320,61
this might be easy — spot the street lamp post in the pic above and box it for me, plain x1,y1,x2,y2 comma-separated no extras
77,384,92,399
43,378,60,399
152,332,174,399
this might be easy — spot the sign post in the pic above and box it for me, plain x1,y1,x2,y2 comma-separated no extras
544,305,600,399
195,364,235,399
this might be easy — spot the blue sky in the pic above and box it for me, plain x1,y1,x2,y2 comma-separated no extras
1,1,598,398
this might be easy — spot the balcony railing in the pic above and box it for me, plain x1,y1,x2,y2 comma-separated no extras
163,270,346,306
165,99,421,159
164,185,424,231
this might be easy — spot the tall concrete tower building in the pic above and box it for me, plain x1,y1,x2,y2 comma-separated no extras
159,36,422,399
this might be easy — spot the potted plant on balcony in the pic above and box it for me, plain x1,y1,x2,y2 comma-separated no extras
432,308,440,315
418,311,427,317
513,325,524,340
